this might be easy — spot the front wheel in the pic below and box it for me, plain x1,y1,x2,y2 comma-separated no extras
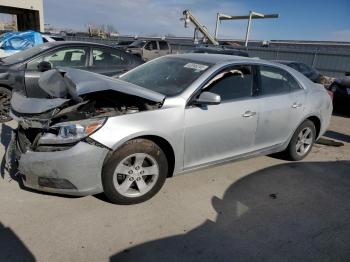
285,120,316,161
0,86,12,123
102,139,168,205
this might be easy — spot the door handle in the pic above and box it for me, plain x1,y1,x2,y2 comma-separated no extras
291,102,302,109
242,111,256,118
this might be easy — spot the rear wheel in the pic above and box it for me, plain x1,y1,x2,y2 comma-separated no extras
0,86,12,123
285,120,316,161
102,139,168,204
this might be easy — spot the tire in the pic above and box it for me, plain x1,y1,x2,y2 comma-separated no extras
102,139,168,205
0,86,12,123
285,120,316,161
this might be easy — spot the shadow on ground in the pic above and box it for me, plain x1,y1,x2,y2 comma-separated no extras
0,222,35,262
324,130,350,144
111,161,350,262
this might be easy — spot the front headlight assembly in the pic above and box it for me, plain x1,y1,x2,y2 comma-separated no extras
38,118,106,145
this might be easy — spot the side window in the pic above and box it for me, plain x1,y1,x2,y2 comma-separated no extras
159,41,169,50
144,41,157,51
92,48,126,67
27,47,87,70
259,66,300,95
203,65,254,101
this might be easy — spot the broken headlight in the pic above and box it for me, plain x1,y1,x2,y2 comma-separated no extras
38,118,106,145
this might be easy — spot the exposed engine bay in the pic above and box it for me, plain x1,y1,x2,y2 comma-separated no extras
9,68,164,153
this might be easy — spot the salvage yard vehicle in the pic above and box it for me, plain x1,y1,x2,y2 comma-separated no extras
7,54,332,204
0,41,142,122
0,31,65,58
126,39,171,61
274,60,322,84
328,75,350,113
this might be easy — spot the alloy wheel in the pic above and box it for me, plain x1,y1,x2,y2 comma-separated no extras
296,127,313,156
113,153,159,198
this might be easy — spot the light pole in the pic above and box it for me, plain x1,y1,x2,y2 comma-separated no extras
214,11,279,46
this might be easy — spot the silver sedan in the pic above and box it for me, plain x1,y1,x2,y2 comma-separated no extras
9,54,333,204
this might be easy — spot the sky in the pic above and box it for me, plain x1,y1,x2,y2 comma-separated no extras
44,0,350,41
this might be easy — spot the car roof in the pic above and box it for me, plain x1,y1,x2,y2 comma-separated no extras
167,53,262,65
43,41,116,48
192,47,249,56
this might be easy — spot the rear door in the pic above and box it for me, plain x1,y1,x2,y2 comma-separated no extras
88,47,130,76
254,65,306,149
25,46,88,97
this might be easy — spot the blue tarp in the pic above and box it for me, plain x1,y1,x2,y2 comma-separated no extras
0,31,43,56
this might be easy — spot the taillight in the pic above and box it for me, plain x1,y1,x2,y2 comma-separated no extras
327,90,333,100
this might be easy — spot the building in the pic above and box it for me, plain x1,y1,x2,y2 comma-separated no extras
0,0,44,32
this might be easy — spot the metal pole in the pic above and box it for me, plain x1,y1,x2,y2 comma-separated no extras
245,11,253,47
215,13,220,40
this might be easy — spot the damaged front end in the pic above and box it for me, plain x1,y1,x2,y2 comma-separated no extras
7,68,164,195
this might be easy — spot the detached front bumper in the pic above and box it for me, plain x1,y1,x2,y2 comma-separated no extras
7,130,110,196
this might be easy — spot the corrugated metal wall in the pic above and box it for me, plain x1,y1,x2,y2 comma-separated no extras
65,36,350,77
236,47,350,77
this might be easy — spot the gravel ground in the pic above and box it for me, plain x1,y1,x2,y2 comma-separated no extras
0,115,349,262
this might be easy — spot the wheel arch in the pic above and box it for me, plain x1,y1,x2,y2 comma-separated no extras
104,134,176,178
138,135,176,178
0,84,12,91
306,115,321,138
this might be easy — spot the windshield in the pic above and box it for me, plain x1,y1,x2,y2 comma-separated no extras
129,40,146,48
120,57,212,96
1,43,52,64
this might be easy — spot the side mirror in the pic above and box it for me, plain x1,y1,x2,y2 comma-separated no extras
37,61,52,72
192,91,221,105
345,72,350,76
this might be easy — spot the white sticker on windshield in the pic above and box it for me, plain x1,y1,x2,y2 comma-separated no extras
184,63,208,71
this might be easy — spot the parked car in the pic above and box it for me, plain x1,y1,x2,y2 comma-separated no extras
0,31,65,58
191,46,249,57
0,31,44,58
126,39,171,61
112,40,134,50
0,41,142,122
7,54,332,204
273,60,321,84
328,75,350,113
42,34,65,42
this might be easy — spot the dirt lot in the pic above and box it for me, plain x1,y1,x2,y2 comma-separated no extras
0,116,349,262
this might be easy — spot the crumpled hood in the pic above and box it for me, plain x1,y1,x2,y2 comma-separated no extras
39,67,165,103
11,67,165,115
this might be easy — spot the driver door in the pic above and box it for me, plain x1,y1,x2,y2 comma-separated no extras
24,47,88,97
184,65,259,169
